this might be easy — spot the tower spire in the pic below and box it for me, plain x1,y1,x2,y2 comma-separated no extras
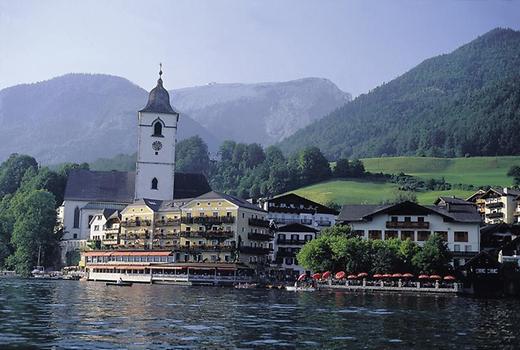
159,63,163,81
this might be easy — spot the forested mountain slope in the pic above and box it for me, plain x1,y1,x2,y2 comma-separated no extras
278,28,520,159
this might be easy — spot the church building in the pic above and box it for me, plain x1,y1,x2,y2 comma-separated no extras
59,69,211,265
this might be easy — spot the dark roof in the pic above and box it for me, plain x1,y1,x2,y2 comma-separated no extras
64,170,135,203
338,201,481,224
434,196,474,206
466,189,487,202
191,191,265,212
277,223,317,233
481,223,520,236
64,170,211,202
139,77,178,114
268,193,338,215
174,173,212,199
479,187,520,199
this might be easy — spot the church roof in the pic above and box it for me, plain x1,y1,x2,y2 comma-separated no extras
139,75,178,115
64,170,211,203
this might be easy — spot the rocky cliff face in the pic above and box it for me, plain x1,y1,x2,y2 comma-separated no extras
0,74,349,163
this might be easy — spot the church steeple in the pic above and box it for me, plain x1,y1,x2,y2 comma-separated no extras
139,64,177,114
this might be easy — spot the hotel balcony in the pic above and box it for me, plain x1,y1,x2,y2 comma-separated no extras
386,221,430,229
181,216,235,225
486,202,504,209
102,239,119,245
486,212,504,219
316,220,332,227
239,246,273,255
121,220,152,228
277,238,309,245
273,218,308,225
155,219,181,227
248,218,270,228
276,249,297,258
179,230,234,240
247,232,274,241
178,245,234,253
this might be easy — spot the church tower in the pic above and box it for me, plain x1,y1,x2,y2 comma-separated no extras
135,66,179,201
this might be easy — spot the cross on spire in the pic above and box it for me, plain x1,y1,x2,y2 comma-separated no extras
159,63,163,78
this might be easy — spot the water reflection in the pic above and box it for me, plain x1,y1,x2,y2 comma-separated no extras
0,280,519,349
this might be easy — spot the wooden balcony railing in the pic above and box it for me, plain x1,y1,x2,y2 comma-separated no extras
386,221,429,229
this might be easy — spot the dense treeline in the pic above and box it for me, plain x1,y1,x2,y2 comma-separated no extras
0,154,87,275
297,226,453,275
173,136,366,199
278,28,520,159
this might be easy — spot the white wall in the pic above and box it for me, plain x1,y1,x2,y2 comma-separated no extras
135,111,178,201
349,213,480,252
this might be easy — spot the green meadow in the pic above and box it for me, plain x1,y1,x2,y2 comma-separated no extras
289,179,474,205
361,156,520,187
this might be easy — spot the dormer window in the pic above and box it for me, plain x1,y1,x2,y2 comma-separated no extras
153,121,163,137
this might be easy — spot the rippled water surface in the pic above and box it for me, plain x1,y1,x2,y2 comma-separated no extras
0,280,519,349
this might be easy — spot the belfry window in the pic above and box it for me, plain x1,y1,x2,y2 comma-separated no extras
73,207,80,228
153,122,163,136
151,177,158,190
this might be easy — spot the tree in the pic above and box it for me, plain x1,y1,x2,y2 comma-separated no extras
412,233,452,274
507,165,520,187
296,147,332,185
0,154,38,197
8,190,58,276
349,159,365,177
175,136,210,175
333,158,350,178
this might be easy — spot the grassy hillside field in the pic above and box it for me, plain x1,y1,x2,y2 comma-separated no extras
292,156,519,205
362,156,520,187
290,180,474,205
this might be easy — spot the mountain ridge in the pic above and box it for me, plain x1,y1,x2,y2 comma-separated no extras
0,74,349,163
278,27,520,159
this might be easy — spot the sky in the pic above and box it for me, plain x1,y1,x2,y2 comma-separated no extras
0,0,519,96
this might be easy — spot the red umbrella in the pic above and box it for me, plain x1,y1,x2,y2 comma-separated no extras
297,273,307,282
347,274,358,279
418,274,429,279
322,271,331,279
443,275,456,281
403,273,414,278
335,271,346,280
373,274,383,279
311,273,322,280
382,273,392,278
357,272,368,278
430,275,442,280
392,273,403,278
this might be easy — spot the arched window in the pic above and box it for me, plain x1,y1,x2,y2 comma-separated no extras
151,177,158,190
153,121,163,136
73,207,80,228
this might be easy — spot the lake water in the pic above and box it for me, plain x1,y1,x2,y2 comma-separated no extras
0,280,519,349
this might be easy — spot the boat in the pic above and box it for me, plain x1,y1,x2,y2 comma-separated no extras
234,282,258,289
285,286,316,292
106,281,133,287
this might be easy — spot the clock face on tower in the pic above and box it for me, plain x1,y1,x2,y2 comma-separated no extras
152,141,163,151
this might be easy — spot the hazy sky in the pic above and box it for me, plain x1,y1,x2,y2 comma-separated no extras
0,0,519,96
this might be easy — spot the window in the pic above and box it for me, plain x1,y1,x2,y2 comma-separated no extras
213,212,218,217
454,231,468,242
453,244,460,252
465,245,472,252
88,215,94,228
73,233,78,239
369,230,382,240
151,178,158,190
94,225,99,231
353,230,365,237
418,217,424,222
391,216,398,222
153,121,163,136
278,234,286,241
417,231,431,241
404,217,411,222
73,207,80,228
435,231,448,241
385,230,398,240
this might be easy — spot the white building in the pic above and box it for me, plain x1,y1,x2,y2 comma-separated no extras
135,68,179,201
58,69,211,265
263,193,338,229
338,198,482,267
274,223,318,278
477,188,520,224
